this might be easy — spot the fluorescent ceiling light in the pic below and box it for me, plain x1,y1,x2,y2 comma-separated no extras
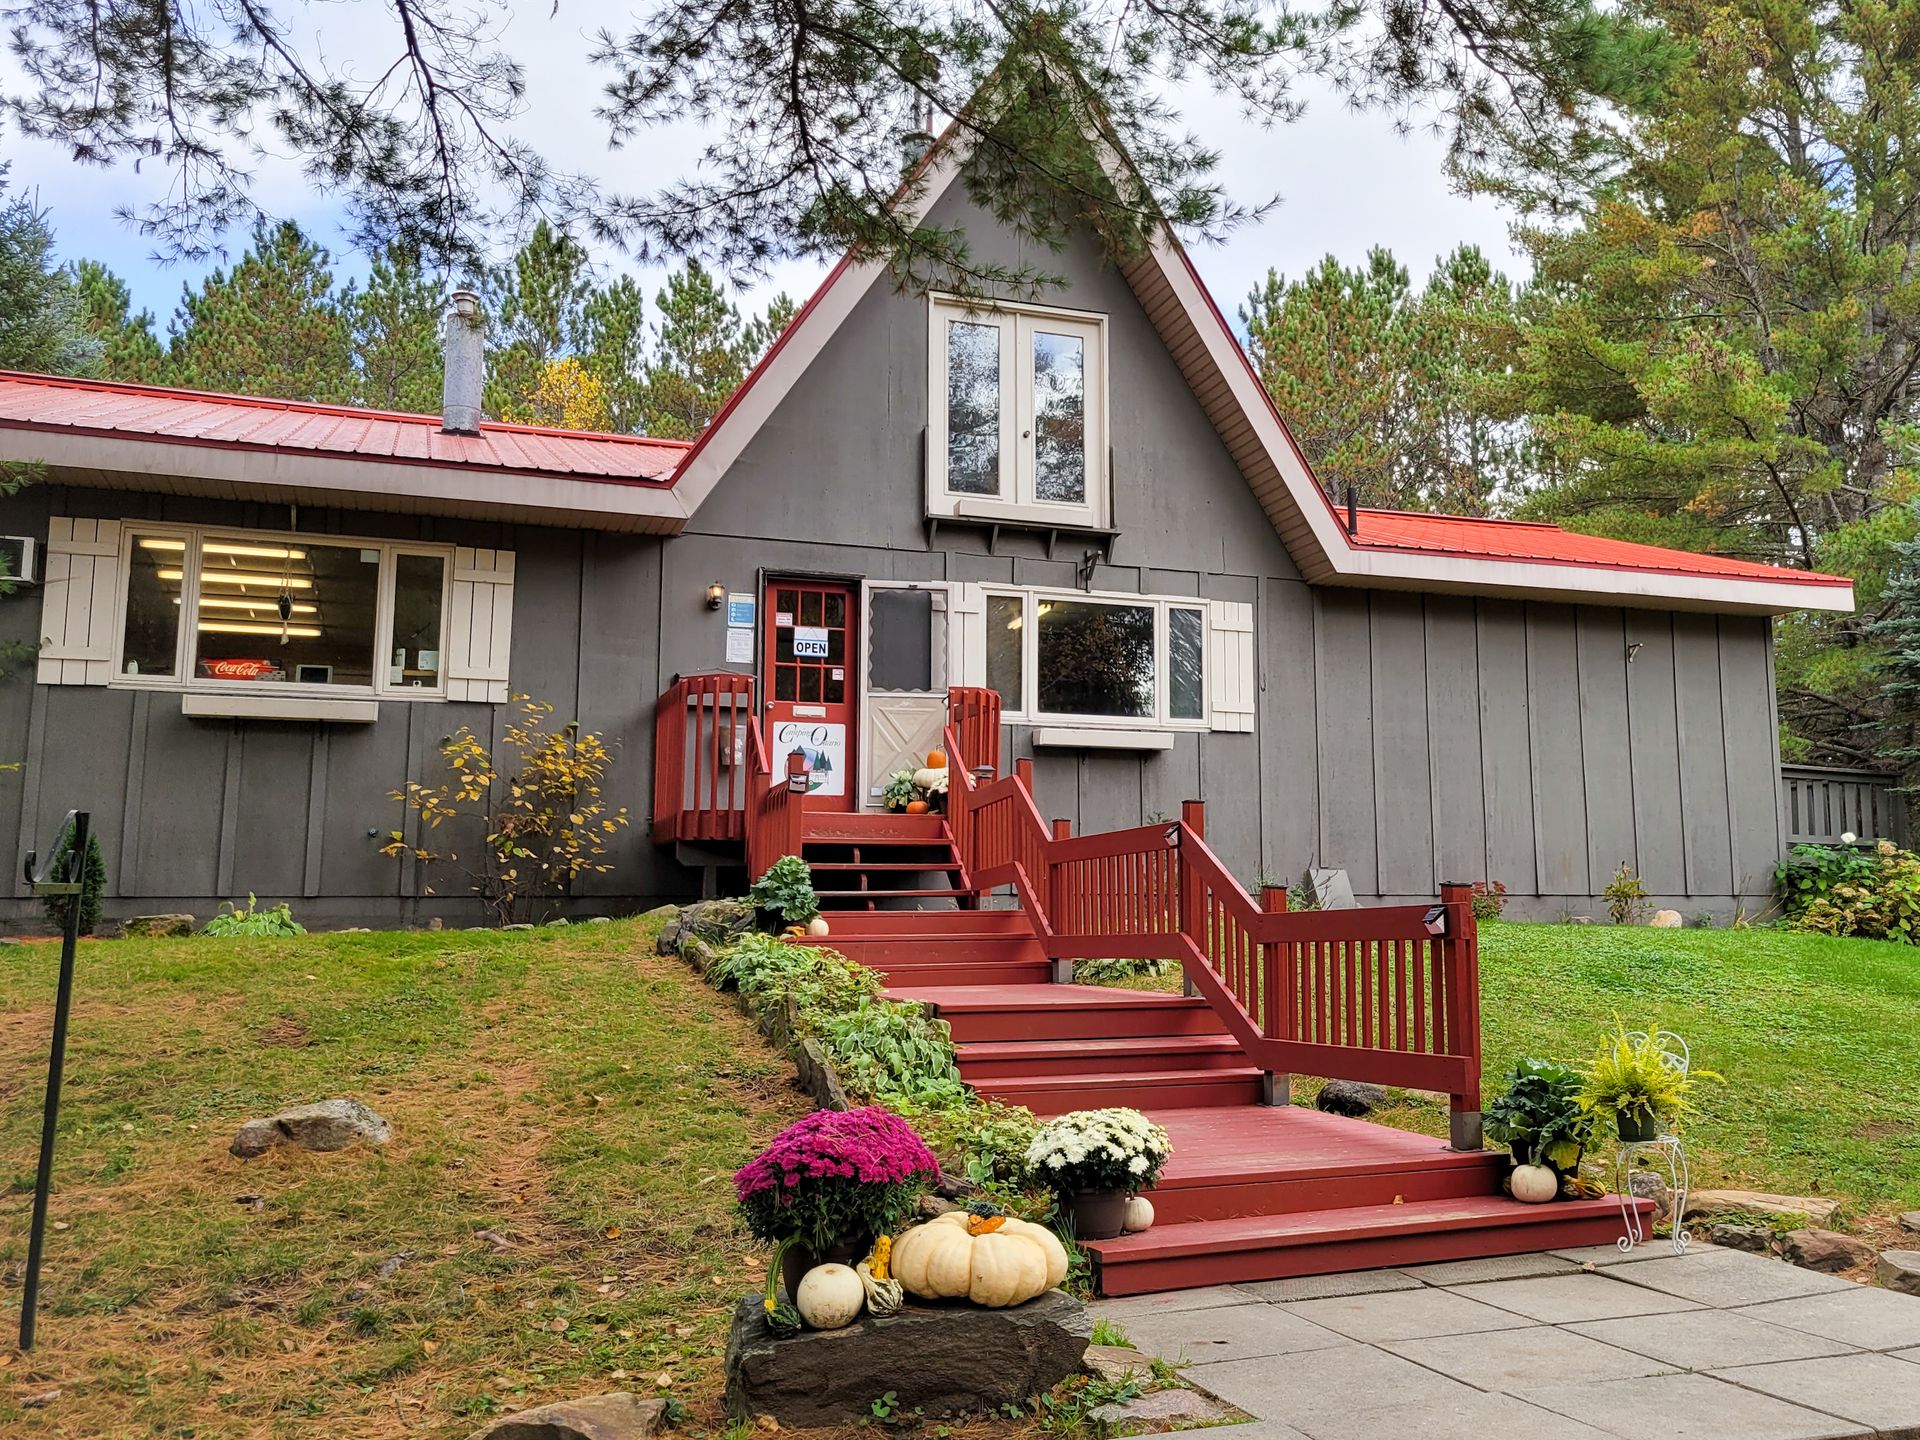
195,621,324,637
193,596,318,615
158,569,313,588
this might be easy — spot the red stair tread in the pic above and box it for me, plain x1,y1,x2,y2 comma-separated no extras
891,983,1216,1009
1146,1105,1499,1186
982,1066,1266,1090
956,1035,1246,1062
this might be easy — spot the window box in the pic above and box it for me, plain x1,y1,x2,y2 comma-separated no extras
182,693,381,723
1030,727,1176,752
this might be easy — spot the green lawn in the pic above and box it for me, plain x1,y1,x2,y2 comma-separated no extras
0,919,804,1438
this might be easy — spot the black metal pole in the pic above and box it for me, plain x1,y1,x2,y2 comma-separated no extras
20,809,89,1352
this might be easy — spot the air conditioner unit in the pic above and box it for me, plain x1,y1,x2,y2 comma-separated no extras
0,535,37,585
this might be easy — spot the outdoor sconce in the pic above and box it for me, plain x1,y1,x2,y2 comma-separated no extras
787,770,811,796
1423,905,1448,938
704,581,726,611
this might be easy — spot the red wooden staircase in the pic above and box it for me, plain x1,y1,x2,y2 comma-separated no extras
801,812,972,911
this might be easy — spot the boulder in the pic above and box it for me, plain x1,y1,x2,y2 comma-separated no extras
230,1099,392,1158
1707,1222,1777,1255
121,913,195,938
1782,1229,1875,1273
661,898,753,956
585,916,613,926
1628,1170,1672,1221
724,1290,1090,1424
1684,1190,1840,1226
1315,1079,1387,1117
1899,1212,1920,1236
1876,1250,1920,1298
795,1037,851,1111
1648,909,1684,929
467,1393,665,1440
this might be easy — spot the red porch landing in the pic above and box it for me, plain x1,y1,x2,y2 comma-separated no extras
817,910,1643,1298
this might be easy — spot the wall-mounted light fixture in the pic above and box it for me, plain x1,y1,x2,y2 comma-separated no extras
705,581,726,611
1422,904,1449,938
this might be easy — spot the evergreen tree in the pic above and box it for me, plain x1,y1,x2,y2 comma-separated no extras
73,260,166,383
347,244,444,412
167,221,351,402
1871,505,1920,808
0,166,98,376
642,261,755,439
581,276,650,433
483,221,593,420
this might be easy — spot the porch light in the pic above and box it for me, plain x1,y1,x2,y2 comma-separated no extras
787,769,811,795
705,581,726,610
1423,905,1448,938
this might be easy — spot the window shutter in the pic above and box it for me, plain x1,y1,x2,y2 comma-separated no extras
37,518,123,685
946,582,987,688
1207,599,1256,733
445,547,516,702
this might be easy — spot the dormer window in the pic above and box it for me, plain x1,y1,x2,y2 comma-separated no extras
928,297,1109,528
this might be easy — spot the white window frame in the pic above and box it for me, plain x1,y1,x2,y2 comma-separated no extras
107,523,455,702
983,585,1208,731
927,296,1110,528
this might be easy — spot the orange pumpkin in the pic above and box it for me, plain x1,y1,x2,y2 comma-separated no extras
925,749,947,770
905,799,930,815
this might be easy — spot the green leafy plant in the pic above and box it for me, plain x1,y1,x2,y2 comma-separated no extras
1074,956,1174,985
1483,1057,1596,1172
39,823,106,936
816,997,966,1107
898,1097,1041,1196
203,894,307,938
1780,840,1920,943
1578,1023,1720,1136
750,855,820,928
881,770,920,813
1603,862,1649,925
1292,865,1322,912
1470,880,1508,921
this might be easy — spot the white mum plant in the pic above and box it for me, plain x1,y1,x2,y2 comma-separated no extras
1025,1107,1172,1194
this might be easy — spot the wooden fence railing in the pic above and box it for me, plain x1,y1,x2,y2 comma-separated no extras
1782,764,1911,848
652,672,756,844
943,729,1484,1149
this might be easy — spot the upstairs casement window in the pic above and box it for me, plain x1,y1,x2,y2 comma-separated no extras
929,297,1109,527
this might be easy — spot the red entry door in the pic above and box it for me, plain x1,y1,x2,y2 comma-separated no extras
764,578,857,812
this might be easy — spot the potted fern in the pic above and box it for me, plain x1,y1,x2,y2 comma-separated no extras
1579,1024,1718,1142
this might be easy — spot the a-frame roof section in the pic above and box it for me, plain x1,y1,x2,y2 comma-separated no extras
669,132,1851,618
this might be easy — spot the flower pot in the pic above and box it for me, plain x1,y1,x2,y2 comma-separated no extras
1062,1189,1129,1241
1616,1109,1660,1143
780,1239,866,1301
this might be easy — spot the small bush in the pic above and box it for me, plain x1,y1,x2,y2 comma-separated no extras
203,895,306,938
40,823,106,936
1782,840,1920,943
750,855,819,928
1603,862,1649,925
1471,880,1509,921
1074,956,1174,986
815,997,966,1107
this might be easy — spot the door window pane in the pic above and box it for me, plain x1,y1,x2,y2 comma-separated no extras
192,538,378,686
946,320,1002,495
1169,607,1205,721
390,552,445,688
1036,599,1154,719
1032,330,1086,503
987,593,1024,710
123,533,184,676
869,589,935,692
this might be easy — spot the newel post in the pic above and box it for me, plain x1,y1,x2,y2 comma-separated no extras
1438,880,1483,1151
1049,818,1072,983
1015,757,1035,794
1258,883,1292,1107
1177,801,1205,997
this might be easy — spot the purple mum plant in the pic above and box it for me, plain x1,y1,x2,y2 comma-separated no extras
735,1106,940,1257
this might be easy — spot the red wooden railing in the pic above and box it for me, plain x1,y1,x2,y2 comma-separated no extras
942,727,1484,1148
947,686,1002,779
653,673,756,843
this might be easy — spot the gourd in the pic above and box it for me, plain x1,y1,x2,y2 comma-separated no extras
806,915,831,937
1122,1195,1155,1233
1509,1163,1560,1204
857,1235,904,1317
795,1263,865,1329
890,1206,1069,1309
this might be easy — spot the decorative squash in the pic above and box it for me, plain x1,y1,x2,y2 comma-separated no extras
1121,1195,1155,1233
905,799,930,815
806,915,831,937
795,1263,865,1329
857,1236,903,1317
926,749,948,770
890,1210,1069,1308
1509,1163,1560,1204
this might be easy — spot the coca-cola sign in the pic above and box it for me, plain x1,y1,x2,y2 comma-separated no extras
200,658,280,681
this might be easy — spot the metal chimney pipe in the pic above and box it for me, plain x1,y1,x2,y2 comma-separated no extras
441,290,484,435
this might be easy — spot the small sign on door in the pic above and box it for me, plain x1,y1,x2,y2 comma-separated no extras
793,625,830,658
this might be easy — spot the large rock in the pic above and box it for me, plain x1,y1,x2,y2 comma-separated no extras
1628,1170,1672,1221
467,1393,665,1440
659,898,752,956
724,1290,1090,1424
121,913,195,938
1648,909,1684,928
1898,1212,1920,1236
1876,1250,1920,1298
230,1099,392,1158
1782,1229,1875,1273
1684,1189,1840,1226
1315,1079,1387,1117
1707,1222,1778,1255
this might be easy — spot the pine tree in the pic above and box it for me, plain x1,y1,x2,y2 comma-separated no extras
641,261,752,439
483,221,594,421
73,260,166,382
167,221,352,402
0,166,98,376
347,244,444,412
581,276,650,433
1870,502,1920,807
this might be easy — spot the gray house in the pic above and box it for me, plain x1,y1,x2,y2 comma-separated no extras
0,145,1854,930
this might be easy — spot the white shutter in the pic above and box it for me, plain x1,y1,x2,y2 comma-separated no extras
445,547,516,703
1207,599,1255,733
947,581,987,687
37,518,123,686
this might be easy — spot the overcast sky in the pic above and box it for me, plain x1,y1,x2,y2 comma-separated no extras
0,11,1526,333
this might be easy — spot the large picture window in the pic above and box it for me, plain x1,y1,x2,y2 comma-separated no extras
114,526,449,697
928,298,1107,526
984,587,1206,729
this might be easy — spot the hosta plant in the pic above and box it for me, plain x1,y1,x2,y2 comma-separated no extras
751,854,820,928
1025,1107,1172,1194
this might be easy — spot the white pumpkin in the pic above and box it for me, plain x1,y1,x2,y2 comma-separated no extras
794,1263,865,1329
805,914,831,937
1121,1195,1155,1233
890,1211,1069,1308
912,766,949,794
1509,1163,1560,1204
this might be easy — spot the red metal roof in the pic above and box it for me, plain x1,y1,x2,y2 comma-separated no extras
1351,508,1851,588
0,370,690,484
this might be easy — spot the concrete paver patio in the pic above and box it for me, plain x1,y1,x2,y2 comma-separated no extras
1089,1243,1920,1439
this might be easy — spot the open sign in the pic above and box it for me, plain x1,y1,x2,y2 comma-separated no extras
792,625,830,658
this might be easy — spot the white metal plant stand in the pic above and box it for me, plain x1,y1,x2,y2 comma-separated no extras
1611,1030,1693,1256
